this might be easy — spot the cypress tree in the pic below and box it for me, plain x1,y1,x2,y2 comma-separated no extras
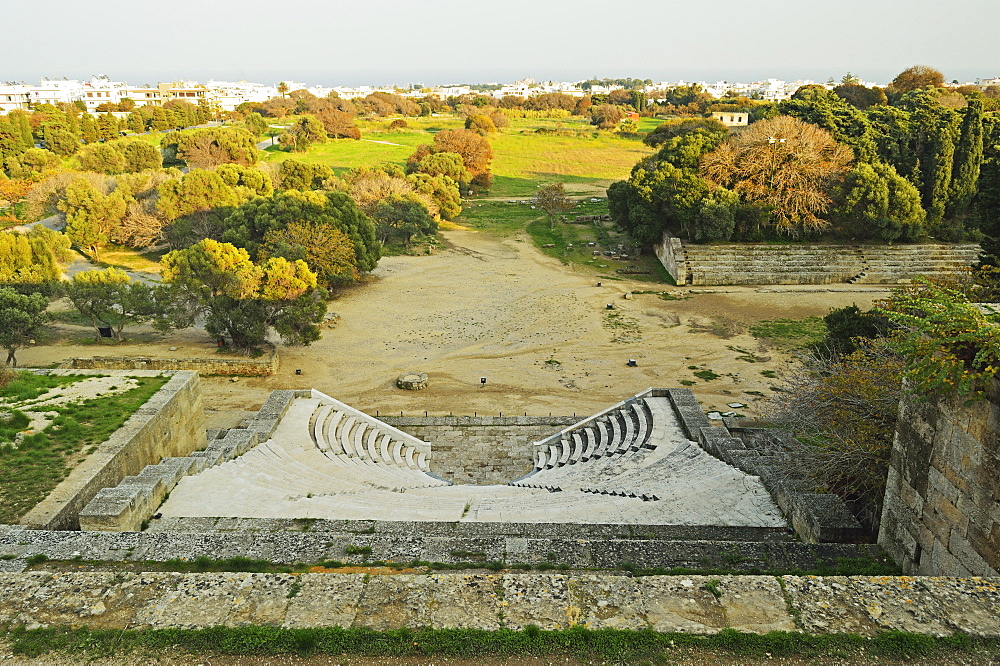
948,98,984,218
80,114,99,144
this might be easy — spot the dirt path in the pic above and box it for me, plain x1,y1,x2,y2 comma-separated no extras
19,230,887,421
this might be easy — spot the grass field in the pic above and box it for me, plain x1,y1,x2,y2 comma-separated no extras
262,114,653,196
0,372,169,523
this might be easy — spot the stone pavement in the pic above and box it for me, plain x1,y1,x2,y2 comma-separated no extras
0,572,997,636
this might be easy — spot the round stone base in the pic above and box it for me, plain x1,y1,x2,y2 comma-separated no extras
396,372,429,390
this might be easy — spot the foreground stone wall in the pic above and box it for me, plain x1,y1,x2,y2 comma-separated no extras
383,416,577,484
3,521,882,573
879,380,1000,576
1,570,997,636
19,370,204,531
655,236,980,286
61,348,278,376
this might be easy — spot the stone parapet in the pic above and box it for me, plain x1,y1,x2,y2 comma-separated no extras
79,429,258,532
0,571,997,636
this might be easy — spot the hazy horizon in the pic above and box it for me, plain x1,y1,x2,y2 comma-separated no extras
4,0,996,89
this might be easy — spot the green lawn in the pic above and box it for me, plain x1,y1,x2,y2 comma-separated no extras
263,114,653,195
0,373,169,523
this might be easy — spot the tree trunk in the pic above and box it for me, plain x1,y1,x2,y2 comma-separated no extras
5,348,16,368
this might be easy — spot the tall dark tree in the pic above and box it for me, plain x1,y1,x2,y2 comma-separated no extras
948,98,984,218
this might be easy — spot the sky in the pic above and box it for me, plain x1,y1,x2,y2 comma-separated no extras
3,0,998,87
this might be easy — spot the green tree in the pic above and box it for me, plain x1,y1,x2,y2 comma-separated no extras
414,152,467,184
779,86,877,162
833,83,887,110
162,239,325,352
876,277,1000,398
243,111,267,136
833,161,926,241
96,113,120,141
0,287,49,366
278,160,333,190
279,115,327,152
0,227,71,284
372,195,436,245
157,169,249,221
65,268,167,340
221,190,380,274
261,221,359,288
948,98,984,218
408,172,462,220
127,112,145,135
162,127,259,168
58,178,128,260
77,142,127,174
80,115,99,144
643,117,728,148
40,124,79,156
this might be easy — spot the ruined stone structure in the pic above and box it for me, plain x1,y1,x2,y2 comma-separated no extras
879,380,1000,576
60,349,278,376
654,232,980,286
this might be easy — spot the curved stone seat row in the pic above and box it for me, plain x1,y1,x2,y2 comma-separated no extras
310,401,432,474
530,398,655,472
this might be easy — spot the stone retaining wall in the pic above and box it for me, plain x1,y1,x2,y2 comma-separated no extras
1,570,997,636
655,235,980,286
77,390,308,532
19,371,204,531
60,348,278,376
383,416,578,484
879,380,1000,576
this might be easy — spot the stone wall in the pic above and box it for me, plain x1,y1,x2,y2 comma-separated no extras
60,348,278,376
653,231,687,285
78,390,308,532
1,570,998,636
655,235,980,286
879,380,1000,576
19,370,205,531
383,416,577,484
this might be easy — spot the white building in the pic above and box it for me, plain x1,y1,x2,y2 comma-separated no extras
0,84,30,114
28,78,83,107
80,75,130,112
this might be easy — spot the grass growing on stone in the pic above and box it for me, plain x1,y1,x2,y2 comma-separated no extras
0,372,83,403
5,625,995,662
751,317,828,349
0,374,169,523
22,554,900,578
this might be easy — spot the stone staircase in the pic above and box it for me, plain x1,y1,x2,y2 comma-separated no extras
152,390,786,528
675,242,980,286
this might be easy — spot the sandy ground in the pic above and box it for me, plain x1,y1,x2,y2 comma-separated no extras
18,230,887,422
